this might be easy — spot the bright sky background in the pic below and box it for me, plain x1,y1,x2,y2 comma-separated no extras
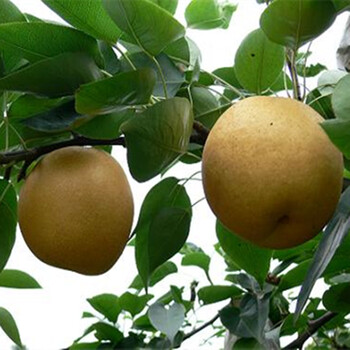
0,1,348,349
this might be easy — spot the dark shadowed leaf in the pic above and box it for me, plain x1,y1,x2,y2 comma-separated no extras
295,187,350,319
216,221,272,287
102,0,185,56
122,98,193,182
76,109,133,140
190,86,223,129
70,343,100,350
260,0,337,49
42,0,121,43
198,285,242,304
240,293,270,344
0,180,17,271
219,305,252,338
0,22,103,66
76,68,156,115
234,338,261,350
0,307,22,347
148,302,185,343
120,52,185,98
22,100,88,132
234,28,285,94
87,294,121,323
0,52,103,97
98,41,120,75
323,283,350,313
119,292,153,317
185,0,237,30
134,177,191,289
0,269,41,289
148,207,191,275
306,89,335,119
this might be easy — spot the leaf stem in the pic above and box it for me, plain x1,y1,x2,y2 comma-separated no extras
285,48,302,101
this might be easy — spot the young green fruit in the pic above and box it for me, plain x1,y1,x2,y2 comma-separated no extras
18,146,134,275
202,96,343,249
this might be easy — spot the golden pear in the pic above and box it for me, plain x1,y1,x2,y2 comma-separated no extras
18,146,134,275
202,96,343,249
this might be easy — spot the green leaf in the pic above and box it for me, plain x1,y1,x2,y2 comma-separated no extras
219,305,251,338
0,52,103,97
239,293,271,344
87,294,121,323
148,207,191,276
185,0,237,30
216,221,272,287
260,0,337,49
190,86,223,129
0,22,103,66
0,269,41,289
120,52,185,98
22,100,87,132
318,70,348,95
323,283,350,313
164,37,190,63
8,95,71,119
122,98,193,182
306,89,335,119
234,338,261,350
134,177,191,288
129,261,178,290
76,68,156,115
322,118,350,157
181,252,210,275
0,0,25,23
332,74,350,120
70,342,100,350
98,41,120,75
295,187,350,319
234,28,285,94
149,0,178,14
333,0,350,12
92,322,123,344
0,307,22,347
42,0,121,43
102,0,185,56
76,109,133,140
0,180,17,271
148,302,185,343
119,292,153,317
198,285,242,304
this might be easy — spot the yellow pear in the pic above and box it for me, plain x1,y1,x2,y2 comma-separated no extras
18,146,134,275
202,96,343,249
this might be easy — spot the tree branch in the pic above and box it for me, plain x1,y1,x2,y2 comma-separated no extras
182,313,220,342
283,311,337,349
0,122,210,181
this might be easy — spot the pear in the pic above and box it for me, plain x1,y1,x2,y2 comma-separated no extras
202,96,343,249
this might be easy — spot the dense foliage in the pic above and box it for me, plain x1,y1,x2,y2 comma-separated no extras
0,0,350,349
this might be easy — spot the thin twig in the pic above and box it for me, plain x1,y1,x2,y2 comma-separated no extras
283,311,337,349
182,313,220,341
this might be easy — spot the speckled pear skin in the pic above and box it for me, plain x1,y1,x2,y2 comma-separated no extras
18,146,134,275
202,96,343,249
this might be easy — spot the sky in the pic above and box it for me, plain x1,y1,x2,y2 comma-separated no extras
0,1,348,349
